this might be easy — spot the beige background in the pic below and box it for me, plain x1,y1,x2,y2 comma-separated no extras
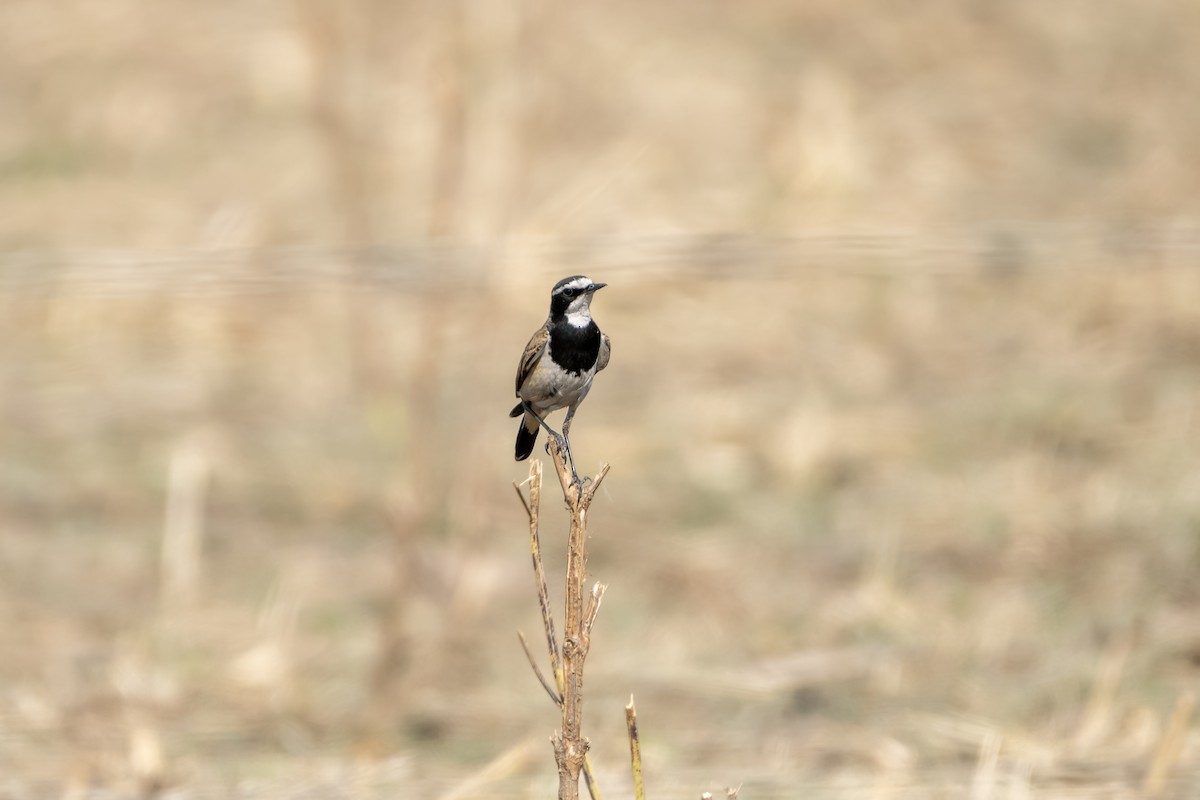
1,2,1198,797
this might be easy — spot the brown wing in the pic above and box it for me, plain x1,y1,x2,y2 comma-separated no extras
596,332,611,372
515,322,550,394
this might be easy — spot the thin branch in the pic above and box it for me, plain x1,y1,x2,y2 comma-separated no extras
518,453,607,800
582,583,607,645
584,463,612,500
582,762,602,800
547,438,613,800
626,696,645,800
512,481,532,517
522,460,564,692
518,630,561,706
1143,690,1196,797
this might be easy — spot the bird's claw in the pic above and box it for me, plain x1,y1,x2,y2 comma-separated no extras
551,435,581,486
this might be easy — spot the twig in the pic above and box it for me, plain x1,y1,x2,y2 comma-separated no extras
518,630,561,706
1142,690,1196,798
626,696,645,800
582,766,601,800
162,434,211,607
582,582,607,645
516,452,605,800
546,435,610,800
512,480,532,517
519,460,565,699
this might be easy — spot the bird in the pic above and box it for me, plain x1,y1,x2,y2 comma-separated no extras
510,275,611,476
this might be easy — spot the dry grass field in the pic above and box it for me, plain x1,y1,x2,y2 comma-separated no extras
2,2,1199,798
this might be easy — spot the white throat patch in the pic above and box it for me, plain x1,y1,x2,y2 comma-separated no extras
565,307,592,328
564,292,593,327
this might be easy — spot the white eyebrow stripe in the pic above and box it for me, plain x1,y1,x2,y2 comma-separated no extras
553,277,592,295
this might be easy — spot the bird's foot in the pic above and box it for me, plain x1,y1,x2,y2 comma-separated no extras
560,436,582,486
545,434,581,486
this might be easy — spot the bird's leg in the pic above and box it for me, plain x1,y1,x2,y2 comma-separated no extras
520,402,561,441
562,406,577,440
557,437,579,486
560,405,581,484
522,402,579,484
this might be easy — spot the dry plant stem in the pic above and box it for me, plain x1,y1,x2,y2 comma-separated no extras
161,437,211,608
546,435,611,800
582,582,607,646
516,456,606,800
518,630,560,706
1142,690,1196,797
626,696,645,800
517,463,564,696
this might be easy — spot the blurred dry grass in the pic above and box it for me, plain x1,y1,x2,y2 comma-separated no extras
1,1,1199,798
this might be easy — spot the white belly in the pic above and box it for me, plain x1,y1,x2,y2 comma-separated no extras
518,357,596,414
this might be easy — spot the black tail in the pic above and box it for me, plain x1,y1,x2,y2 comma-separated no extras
515,417,539,461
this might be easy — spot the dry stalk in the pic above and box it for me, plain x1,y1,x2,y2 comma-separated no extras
517,461,564,700
161,436,211,608
626,696,645,800
514,439,611,800
1142,689,1195,798
548,436,610,800
518,630,561,706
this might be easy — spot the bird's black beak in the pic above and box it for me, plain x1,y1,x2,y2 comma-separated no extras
589,282,607,292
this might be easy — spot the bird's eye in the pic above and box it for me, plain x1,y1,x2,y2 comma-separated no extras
563,288,577,298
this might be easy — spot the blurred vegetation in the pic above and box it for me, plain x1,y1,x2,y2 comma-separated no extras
1,1,1198,798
